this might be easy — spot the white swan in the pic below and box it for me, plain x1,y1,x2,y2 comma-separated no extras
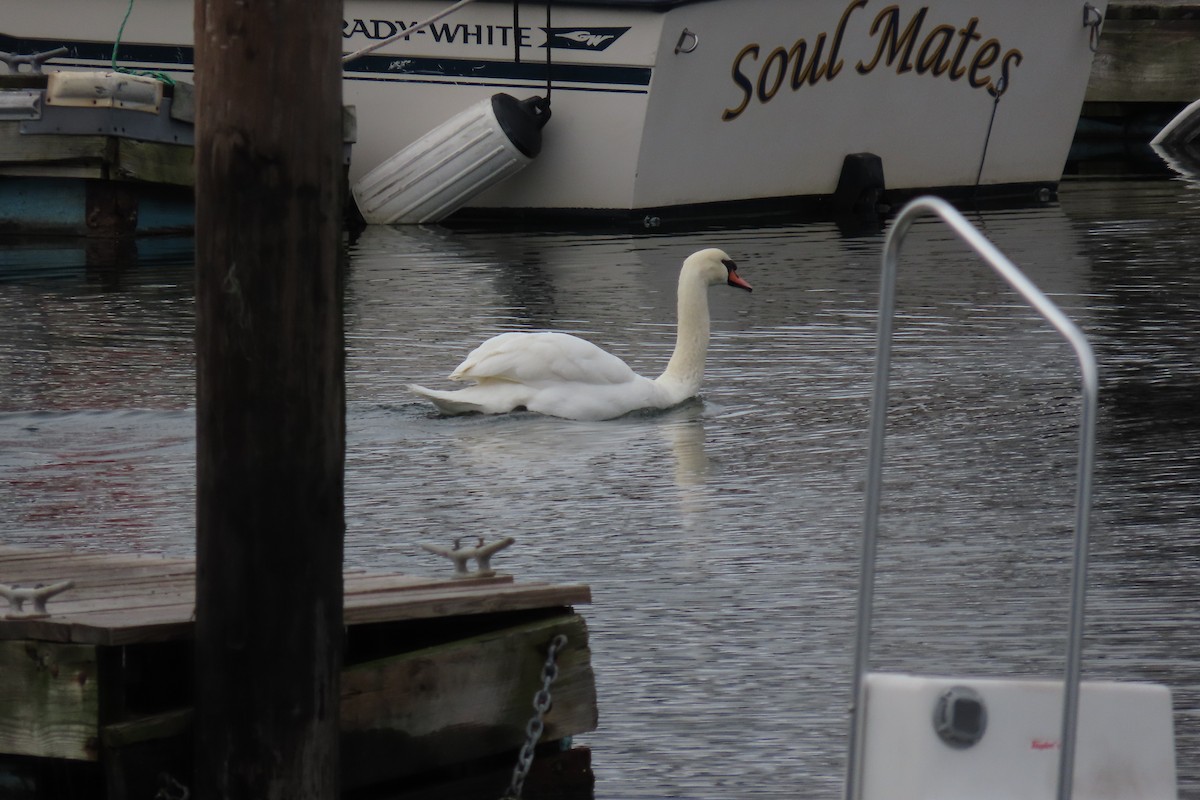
408,248,752,420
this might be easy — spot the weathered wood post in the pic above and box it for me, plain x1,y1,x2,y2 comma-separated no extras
192,0,345,797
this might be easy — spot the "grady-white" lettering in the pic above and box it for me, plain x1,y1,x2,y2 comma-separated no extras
343,20,628,52
343,18,533,48
722,0,1024,122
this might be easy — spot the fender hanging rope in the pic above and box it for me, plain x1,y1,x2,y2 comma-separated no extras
973,76,1007,194
111,0,176,84
512,0,553,104
544,0,553,104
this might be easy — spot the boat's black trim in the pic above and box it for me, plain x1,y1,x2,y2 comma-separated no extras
434,182,1062,233
346,75,647,96
344,54,651,87
0,33,193,68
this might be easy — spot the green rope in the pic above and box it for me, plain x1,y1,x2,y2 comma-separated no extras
111,0,176,85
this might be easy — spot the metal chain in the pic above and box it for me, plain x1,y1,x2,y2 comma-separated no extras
501,633,568,800
154,772,189,800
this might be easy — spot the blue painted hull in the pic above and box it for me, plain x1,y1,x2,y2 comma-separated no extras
0,177,193,237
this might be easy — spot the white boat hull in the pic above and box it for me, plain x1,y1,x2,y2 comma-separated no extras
4,0,1107,219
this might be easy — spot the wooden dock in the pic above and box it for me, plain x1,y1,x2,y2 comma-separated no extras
1087,1,1200,106
0,546,597,799
0,70,196,239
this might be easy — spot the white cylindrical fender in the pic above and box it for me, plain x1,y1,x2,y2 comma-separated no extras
352,93,550,225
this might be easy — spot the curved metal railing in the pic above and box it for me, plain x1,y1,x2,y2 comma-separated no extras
844,196,1098,800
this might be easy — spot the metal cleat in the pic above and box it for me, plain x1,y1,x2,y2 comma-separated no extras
0,579,74,618
0,47,69,75
421,536,515,579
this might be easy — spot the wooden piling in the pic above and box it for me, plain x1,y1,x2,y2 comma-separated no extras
192,0,345,798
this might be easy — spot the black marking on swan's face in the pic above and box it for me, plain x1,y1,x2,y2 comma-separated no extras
722,258,753,292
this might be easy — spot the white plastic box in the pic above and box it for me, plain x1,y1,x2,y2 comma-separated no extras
860,673,1177,800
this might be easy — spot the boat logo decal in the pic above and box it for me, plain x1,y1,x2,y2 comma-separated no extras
722,0,1024,122
547,28,629,52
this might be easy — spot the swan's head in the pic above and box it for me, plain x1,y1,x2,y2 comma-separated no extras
684,248,753,292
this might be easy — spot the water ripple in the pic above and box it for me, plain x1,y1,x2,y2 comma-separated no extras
1,181,1198,798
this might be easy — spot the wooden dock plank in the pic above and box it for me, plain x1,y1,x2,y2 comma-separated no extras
0,640,99,761
1,567,194,591
0,124,110,166
341,613,596,789
0,605,197,646
0,123,192,186
0,548,589,646
0,547,194,577
115,139,193,187
344,583,592,626
343,572,513,594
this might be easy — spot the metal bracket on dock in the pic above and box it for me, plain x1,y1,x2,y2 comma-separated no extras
421,537,515,579
0,580,74,618
0,90,42,122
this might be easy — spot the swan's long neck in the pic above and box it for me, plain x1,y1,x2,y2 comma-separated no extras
657,269,710,396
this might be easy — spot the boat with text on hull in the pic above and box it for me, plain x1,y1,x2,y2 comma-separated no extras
5,0,1108,224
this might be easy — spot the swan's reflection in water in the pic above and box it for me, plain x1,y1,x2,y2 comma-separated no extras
420,400,712,527
662,413,724,580
663,411,708,490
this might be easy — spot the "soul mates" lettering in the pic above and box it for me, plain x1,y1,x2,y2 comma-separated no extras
722,0,1023,122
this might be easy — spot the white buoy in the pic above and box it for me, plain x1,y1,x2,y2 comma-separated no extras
352,93,550,225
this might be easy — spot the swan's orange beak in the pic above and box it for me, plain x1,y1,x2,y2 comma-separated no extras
722,258,752,291
727,269,753,292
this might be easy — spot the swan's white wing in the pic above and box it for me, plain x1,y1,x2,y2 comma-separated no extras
408,382,534,415
450,331,640,386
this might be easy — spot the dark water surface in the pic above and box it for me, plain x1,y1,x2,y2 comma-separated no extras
1,179,1198,798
